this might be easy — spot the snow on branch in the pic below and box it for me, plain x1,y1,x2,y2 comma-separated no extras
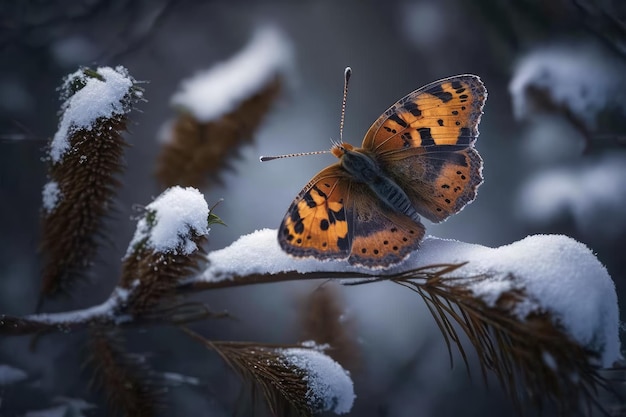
124,186,210,257
170,26,292,122
196,229,620,368
157,25,293,189
0,187,216,334
191,229,621,413
279,346,355,414
509,42,626,131
517,153,626,239
186,330,355,416
51,66,140,164
40,66,142,299
121,186,216,314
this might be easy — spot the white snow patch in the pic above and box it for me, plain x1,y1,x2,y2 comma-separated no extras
42,181,61,213
509,42,626,129
199,229,620,367
25,286,130,324
125,186,209,257
0,364,28,385
50,66,134,163
279,347,355,414
517,154,626,238
170,25,293,122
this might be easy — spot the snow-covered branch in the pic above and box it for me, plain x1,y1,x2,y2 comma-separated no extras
40,66,142,299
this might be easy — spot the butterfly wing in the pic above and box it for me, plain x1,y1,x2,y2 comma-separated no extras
361,74,486,222
278,165,425,267
347,187,425,267
279,165,353,260
381,146,483,222
362,74,486,152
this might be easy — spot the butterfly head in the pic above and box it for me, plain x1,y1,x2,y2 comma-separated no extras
330,142,354,158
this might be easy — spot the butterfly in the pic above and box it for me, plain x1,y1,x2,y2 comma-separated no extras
278,74,487,267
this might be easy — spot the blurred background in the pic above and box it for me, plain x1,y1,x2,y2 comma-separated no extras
1,0,625,416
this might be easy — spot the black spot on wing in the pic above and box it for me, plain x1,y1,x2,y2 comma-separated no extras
290,206,301,224
337,235,350,251
451,80,463,90
294,220,304,234
312,185,327,199
417,127,435,146
422,146,469,182
320,219,329,231
458,127,472,145
328,205,346,224
403,100,422,117
427,83,453,103
303,191,316,208
387,112,408,128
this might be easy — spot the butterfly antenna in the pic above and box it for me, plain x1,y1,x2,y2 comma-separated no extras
260,149,330,162
339,66,352,142
260,67,352,163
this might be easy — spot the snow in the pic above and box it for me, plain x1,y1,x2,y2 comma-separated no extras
199,229,620,367
0,364,27,385
279,347,355,414
50,66,135,163
509,42,626,129
170,25,293,122
41,181,61,213
24,286,130,325
517,154,626,238
125,186,210,257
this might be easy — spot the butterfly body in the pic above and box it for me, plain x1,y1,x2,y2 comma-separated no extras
278,74,487,268
332,143,422,224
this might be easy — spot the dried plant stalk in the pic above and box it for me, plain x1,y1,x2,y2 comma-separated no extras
88,328,161,417
120,236,208,315
382,264,612,415
184,331,311,417
40,117,126,297
40,68,140,299
299,284,361,373
156,77,282,189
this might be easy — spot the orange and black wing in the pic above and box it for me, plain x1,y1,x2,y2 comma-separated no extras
361,75,486,222
278,165,425,267
279,165,354,261
362,74,486,153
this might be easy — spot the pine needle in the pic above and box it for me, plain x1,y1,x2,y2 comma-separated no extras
374,263,613,415
87,328,162,417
